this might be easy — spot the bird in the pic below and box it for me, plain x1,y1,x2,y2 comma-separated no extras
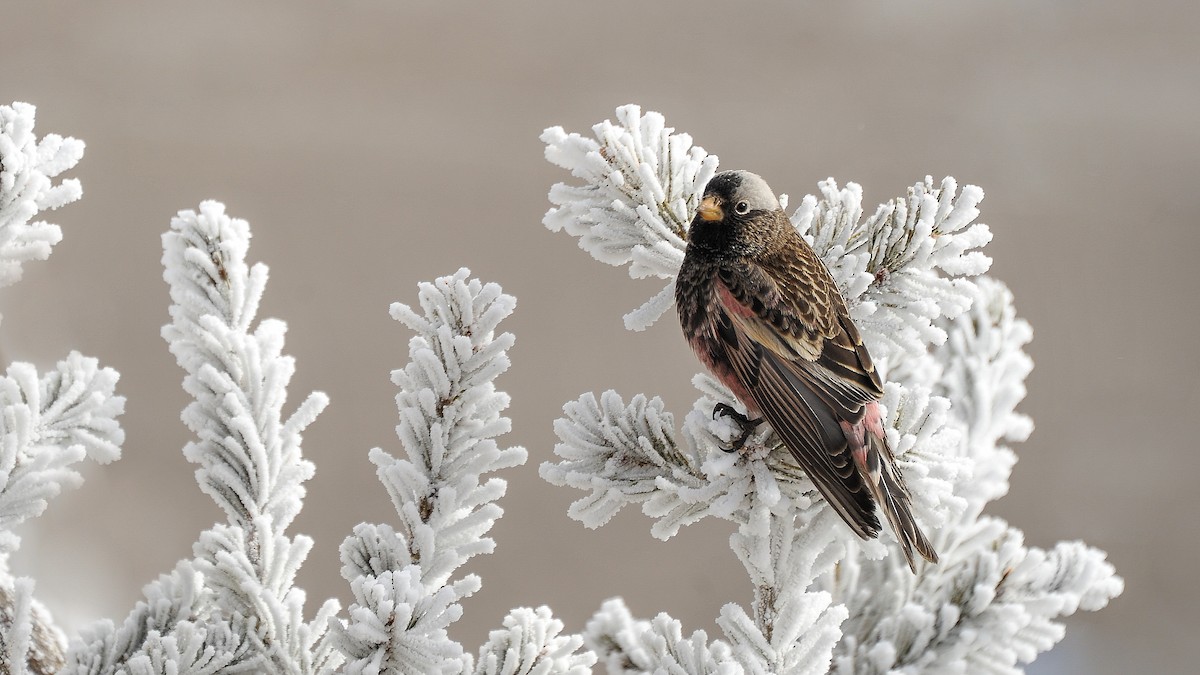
674,169,938,572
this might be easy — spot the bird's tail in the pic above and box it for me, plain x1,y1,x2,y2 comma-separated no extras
866,433,939,573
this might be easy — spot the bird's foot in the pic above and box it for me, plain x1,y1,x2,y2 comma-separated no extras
712,402,763,453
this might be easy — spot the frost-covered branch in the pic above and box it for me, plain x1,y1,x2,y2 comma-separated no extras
65,201,338,675
540,104,1122,673
0,354,124,674
792,176,992,366
540,390,705,535
332,269,592,674
0,104,112,566
0,103,126,675
933,277,1034,511
542,105,718,331
475,606,591,675
0,354,124,561
0,102,85,294
585,599,740,675
829,515,1122,674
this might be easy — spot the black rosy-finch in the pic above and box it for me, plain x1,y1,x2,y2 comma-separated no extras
675,169,938,571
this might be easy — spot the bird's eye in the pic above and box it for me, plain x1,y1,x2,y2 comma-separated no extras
734,201,751,215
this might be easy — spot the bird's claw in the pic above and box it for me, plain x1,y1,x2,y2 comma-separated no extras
712,403,763,453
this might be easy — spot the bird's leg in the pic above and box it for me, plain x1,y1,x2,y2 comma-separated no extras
712,402,763,452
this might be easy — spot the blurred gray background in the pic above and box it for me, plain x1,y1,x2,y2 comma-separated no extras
2,2,1195,673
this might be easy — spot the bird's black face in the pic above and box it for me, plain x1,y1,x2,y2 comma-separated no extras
687,170,782,257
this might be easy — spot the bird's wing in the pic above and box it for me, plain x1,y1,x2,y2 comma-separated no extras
711,264,881,539
716,251,883,421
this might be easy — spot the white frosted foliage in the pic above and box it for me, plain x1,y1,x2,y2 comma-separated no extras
543,104,718,330
0,101,84,293
540,390,705,531
0,353,125,557
791,176,992,366
829,517,1123,675
161,201,323,532
474,606,595,675
874,384,969,534
933,277,1034,510
585,598,741,675
0,105,123,675
0,94,1121,675
541,104,1122,673
0,578,71,675
720,509,849,675
65,200,339,675
333,269,588,674
0,353,124,672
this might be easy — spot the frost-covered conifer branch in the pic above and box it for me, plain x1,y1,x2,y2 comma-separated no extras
1,578,72,675
65,201,338,674
828,515,1123,674
540,391,706,534
542,104,719,331
584,599,740,675
0,104,127,675
161,201,325,534
541,104,1122,673
542,362,968,672
933,277,1034,511
0,102,85,295
0,354,125,674
0,354,125,559
474,606,591,675
332,269,591,674
791,177,992,366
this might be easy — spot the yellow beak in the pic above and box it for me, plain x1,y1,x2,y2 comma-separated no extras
697,196,723,222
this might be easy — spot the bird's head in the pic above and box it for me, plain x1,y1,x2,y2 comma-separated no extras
688,170,785,257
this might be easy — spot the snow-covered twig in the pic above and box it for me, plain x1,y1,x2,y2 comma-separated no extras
0,102,124,675
542,104,718,332
829,515,1122,674
475,606,592,675
332,269,592,674
933,277,1034,511
0,102,85,295
0,354,124,560
0,354,125,674
65,201,338,674
792,176,992,367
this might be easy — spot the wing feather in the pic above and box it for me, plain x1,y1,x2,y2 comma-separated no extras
718,258,883,421
714,304,881,539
